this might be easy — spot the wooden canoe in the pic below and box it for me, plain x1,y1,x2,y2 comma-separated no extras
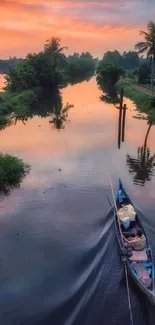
114,179,155,304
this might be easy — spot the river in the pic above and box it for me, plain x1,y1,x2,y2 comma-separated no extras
0,76,155,325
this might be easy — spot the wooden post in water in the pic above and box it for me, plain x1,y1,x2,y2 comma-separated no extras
122,103,127,143
118,88,124,149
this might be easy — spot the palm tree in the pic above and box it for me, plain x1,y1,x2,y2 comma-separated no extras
44,37,68,66
126,123,155,185
135,21,155,96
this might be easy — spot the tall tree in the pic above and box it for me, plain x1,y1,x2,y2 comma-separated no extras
135,21,155,96
122,51,139,70
103,50,123,68
137,63,150,84
44,37,67,65
96,60,122,87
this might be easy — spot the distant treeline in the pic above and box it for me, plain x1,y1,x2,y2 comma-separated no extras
102,50,146,70
0,57,24,73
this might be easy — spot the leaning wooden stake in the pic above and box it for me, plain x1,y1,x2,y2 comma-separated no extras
118,88,124,149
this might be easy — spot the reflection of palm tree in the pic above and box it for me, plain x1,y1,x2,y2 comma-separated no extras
127,123,155,185
50,103,73,130
13,89,73,131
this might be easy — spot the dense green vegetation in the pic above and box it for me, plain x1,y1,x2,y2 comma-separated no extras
102,21,155,89
96,58,122,105
67,52,98,84
137,63,150,84
126,21,155,89
0,153,30,196
4,38,97,92
117,81,155,120
135,21,155,93
102,50,143,70
0,37,97,126
96,59,123,87
97,21,155,122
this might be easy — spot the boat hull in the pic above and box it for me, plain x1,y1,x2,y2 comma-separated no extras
114,180,155,305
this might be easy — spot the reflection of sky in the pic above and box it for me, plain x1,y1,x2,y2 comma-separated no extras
1,77,155,209
0,78,155,323
0,1,155,57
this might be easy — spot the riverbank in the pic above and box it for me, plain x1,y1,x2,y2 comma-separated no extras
123,78,154,96
117,80,155,121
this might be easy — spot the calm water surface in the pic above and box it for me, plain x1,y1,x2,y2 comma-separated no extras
0,77,155,325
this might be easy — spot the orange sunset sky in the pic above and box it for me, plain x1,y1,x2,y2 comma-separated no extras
0,0,155,58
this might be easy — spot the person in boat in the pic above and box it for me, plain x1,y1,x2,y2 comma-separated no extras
123,230,146,251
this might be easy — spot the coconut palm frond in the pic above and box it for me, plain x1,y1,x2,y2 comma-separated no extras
135,42,149,54
57,47,68,53
147,21,155,34
140,30,150,38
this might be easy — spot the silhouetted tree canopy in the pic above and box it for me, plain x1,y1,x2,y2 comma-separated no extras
3,38,97,93
137,63,150,84
67,52,97,84
103,51,123,67
102,50,141,70
0,38,97,125
122,51,139,70
96,59,123,87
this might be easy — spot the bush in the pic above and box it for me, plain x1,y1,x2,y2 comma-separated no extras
125,69,138,80
0,153,30,196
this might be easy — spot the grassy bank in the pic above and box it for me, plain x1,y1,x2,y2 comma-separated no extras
117,80,155,121
0,153,30,196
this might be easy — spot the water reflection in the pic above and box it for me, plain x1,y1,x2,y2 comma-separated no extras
127,122,155,186
100,84,120,106
100,83,155,186
0,77,155,325
1,89,73,132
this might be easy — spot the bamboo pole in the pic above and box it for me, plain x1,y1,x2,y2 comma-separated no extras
122,103,127,143
118,88,124,149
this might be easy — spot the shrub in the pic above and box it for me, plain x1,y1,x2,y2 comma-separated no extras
0,153,30,196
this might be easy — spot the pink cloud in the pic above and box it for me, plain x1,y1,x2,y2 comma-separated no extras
0,0,153,58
